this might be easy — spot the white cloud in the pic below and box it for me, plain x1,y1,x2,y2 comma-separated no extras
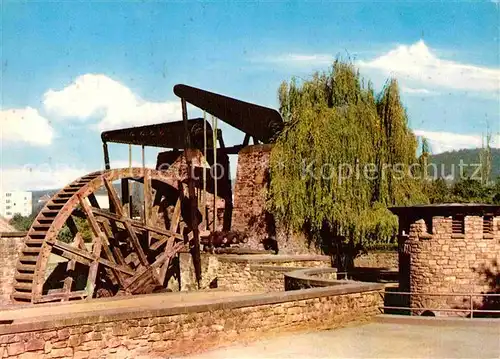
0,107,54,146
0,160,160,192
254,53,334,67
0,165,88,191
360,40,500,93
401,86,438,96
414,130,500,154
43,74,182,131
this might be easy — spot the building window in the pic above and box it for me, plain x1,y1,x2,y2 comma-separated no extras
483,216,493,235
6,205,11,210
5,193,11,197
5,199,10,204
6,212,11,216
452,215,465,234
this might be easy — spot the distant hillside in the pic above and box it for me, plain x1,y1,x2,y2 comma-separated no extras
429,148,500,181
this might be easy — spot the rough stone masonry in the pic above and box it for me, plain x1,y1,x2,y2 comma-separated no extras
391,204,500,316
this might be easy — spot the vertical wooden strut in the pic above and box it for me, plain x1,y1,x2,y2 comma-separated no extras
212,115,218,232
181,98,202,286
103,142,110,170
202,111,207,229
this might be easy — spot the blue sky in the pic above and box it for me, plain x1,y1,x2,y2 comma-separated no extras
1,1,499,190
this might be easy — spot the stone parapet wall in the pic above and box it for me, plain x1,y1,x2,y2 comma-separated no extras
216,255,332,292
354,251,398,269
0,235,24,307
0,285,383,358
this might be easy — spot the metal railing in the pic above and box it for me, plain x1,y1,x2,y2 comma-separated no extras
380,291,500,318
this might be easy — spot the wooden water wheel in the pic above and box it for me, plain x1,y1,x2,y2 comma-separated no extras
12,167,199,304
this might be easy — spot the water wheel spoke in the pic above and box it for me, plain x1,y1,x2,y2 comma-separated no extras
92,208,184,240
104,177,149,266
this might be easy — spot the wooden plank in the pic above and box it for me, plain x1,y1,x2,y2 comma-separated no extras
38,290,87,303
170,196,182,233
157,242,184,285
52,240,135,276
78,195,105,297
150,188,161,226
150,234,173,251
157,194,183,284
104,177,148,266
62,233,83,299
143,171,152,225
103,177,123,216
123,221,149,266
121,178,131,218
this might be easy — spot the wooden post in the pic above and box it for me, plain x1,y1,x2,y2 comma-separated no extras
141,145,145,168
181,98,202,286
103,142,110,170
212,115,218,232
202,111,207,229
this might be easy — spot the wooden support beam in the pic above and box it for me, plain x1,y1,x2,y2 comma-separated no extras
143,170,152,225
88,193,100,208
104,177,148,266
62,233,82,300
143,171,153,246
104,177,123,216
103,142,110,170
78,195,115,297
182,98,202,285
92,207,184,240
121,178,131,218
158,195,183,283
52,240,135,276
150,188,161,228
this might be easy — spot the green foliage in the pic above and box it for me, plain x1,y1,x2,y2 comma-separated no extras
425,176,500,204
268,60,427,246
9,213,37,231
57,217,93,243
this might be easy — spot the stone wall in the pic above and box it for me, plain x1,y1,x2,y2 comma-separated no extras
231,145,273,249
404,215,500,316
0,285,383,358
354,251,398,269
0,235,24,307
216,255,331,292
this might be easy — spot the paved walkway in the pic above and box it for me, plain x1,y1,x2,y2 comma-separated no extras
185,318,500,358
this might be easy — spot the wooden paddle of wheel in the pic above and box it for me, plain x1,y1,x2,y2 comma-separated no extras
12,167,197,304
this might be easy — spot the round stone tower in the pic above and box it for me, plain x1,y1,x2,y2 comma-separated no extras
390,204,500,316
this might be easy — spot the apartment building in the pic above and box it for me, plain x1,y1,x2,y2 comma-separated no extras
0,191,32,219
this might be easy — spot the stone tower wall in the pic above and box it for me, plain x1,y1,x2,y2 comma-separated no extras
405,215,500,316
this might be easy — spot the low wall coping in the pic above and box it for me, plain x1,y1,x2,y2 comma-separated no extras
248,265,313,272
285,268,347,288
0,283,383,335
217,254,331,263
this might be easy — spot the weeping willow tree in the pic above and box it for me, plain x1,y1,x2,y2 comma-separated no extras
268,60,427,252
